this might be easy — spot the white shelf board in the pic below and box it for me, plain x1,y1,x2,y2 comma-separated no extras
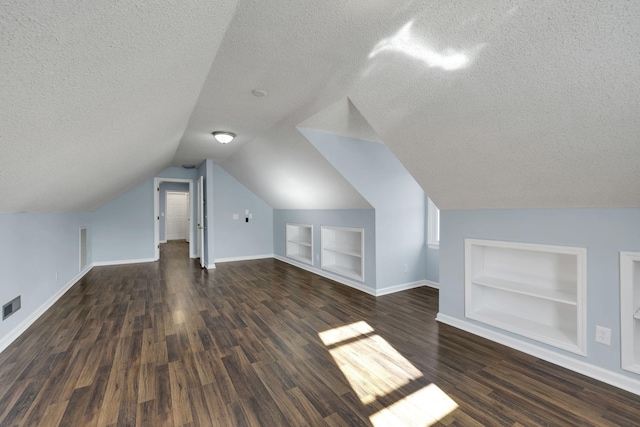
288,253,312,264
323,246,362,257
472,276,577,305
470,308,579,353
287,239,312,247
322,263,362,281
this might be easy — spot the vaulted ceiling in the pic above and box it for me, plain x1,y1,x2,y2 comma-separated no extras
2,1,639,214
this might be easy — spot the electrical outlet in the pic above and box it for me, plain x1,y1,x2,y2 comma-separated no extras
595,326,611,345
316,254,320,261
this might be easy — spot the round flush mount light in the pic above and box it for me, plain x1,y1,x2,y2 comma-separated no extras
251,89,267,97
181,164,196,169
212,131,235,144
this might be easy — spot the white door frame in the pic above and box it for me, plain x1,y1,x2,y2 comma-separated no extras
197,175,205,268
154,178,195,260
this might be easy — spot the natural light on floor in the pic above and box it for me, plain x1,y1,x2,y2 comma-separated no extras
319,321,458,426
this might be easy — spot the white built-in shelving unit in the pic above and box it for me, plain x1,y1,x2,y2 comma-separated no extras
286,223,313,265
465,239,587,355
321,226,364,281
621,251,640,374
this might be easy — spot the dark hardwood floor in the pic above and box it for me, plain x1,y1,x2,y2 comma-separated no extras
0,241,639,426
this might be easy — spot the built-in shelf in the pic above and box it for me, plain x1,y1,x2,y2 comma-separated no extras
621,251,640,375
321,226,364,281
465,239,586,355
286,223,313,265
472,276,577,305
322,245,362,257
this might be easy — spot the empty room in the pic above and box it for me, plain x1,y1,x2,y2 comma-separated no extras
1,1,639,426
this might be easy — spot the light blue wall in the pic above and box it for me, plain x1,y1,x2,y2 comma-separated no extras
213,164,273,260
0,212,89,343
300,128,426,290
159,182,190,242
91,179,155,262
440,208,640,379
274,209,376,289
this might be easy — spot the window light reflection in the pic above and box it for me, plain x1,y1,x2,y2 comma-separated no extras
369,21,470,71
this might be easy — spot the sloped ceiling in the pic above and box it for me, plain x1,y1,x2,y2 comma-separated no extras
0,1,238,213
3,1,640,213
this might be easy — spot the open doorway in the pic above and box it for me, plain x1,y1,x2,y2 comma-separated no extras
166,191,190,242
153,177,195,260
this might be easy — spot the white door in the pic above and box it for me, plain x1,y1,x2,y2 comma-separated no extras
165,192,188,240
197,176,205,268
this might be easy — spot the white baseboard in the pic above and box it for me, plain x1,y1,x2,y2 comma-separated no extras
204,263,216,269
436,313,640,396
274,255,439,297
160,240,167,244
0,265,93,354
376,280,427,296
274,255,376,296
424,279,439,289
92,258,156,267
215,254,274,263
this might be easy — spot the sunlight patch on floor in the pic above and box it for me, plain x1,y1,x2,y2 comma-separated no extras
370,384,458,427
319,321,458,426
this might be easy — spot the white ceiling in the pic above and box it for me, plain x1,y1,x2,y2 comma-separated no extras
0,0,238,213
2,1,640,213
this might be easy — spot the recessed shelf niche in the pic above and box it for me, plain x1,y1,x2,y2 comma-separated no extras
321,226,364,281
286,223,313,265
621,251,640,374
465,239,587,355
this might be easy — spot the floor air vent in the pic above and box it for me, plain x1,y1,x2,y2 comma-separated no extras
3,296,21,320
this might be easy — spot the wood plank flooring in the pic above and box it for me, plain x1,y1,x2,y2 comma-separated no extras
0,241,639,426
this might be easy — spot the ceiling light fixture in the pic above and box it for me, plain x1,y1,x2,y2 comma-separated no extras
212,131,235,144
251,89,267,97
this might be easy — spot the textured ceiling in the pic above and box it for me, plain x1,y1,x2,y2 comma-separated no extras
347,1,640,209
3,0,640,213
0,0,238,213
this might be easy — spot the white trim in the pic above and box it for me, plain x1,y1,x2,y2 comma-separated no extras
154,177,195,260
376,280,427,296
436,313,640,397
275,255,376,296
215,254,274,263
0,265,93,353
160,240,167,244
275,255,434,297
92,258,156,267
621,251,640,374
427,197,440,247
424,279,439,289
204,263,216,270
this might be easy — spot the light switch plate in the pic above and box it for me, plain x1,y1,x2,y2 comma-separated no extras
233,214,239,220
